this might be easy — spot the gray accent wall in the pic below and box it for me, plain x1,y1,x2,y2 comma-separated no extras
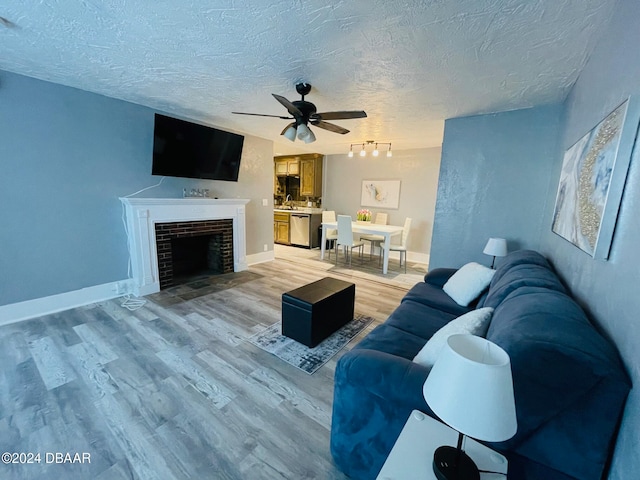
429,104,562,269
539,0,640,477
322,147,441,258
0,70,273,307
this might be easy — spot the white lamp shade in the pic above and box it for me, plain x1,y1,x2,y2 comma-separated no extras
283,125,297,141
296,123,312,141
483,237,508,257
423,334,517,442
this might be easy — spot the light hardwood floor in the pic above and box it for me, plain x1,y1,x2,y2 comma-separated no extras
0,247,423,479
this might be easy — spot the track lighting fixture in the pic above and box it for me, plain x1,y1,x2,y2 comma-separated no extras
347,141,392,158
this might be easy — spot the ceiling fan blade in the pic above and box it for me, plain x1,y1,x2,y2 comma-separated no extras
311,120,350,135
232,111,292,119
272,94,303,117
313,111,367,121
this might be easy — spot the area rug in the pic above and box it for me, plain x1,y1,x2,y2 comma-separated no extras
248,314,374,374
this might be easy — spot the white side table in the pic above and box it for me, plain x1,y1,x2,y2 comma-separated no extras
377,410,508,480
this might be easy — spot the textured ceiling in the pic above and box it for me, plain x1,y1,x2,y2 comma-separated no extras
0,1,616,155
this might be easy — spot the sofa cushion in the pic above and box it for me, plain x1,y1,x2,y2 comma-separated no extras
386,299,458,340
442,262,496,306
491,249,551,285
402,281,473,316
486,286,630,478
413,307,494,368
483,263,566,309
354,322,430,360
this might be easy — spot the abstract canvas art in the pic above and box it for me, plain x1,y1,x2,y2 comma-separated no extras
361,180,401,209
552,97,640,259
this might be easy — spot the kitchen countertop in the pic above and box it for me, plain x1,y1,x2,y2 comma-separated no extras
274,208,323,214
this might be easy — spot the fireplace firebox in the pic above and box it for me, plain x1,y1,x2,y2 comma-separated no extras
155,219,233,289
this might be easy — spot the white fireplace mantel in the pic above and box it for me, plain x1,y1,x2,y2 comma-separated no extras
120,197,250,296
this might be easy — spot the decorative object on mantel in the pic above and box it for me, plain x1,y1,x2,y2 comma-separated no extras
551,96,640,260
182,188,210,198
248,314,374,374
361,179,401,209
348,140,392,158
483,237,508,269
356,209,372,222
423,334,517,480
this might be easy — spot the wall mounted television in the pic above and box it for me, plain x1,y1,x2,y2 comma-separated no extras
152,113,244,182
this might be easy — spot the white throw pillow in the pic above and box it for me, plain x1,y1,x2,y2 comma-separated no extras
442,262,496,306
413,307,494,368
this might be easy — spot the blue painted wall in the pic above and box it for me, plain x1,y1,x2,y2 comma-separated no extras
0,71,273,307
429,104,562,269
538,0,640,477
432,1,639,476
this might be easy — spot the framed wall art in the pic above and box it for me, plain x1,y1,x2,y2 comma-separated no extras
361,180,401,209
551,96,640,259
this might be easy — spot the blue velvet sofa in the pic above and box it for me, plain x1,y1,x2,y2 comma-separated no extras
330,250,630,480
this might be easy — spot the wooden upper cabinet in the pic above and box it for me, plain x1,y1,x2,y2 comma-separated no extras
275,159,289,176
300,155,323,197
287,160,299,176
274,153,323,197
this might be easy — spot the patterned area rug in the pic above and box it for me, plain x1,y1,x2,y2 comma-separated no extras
248,314,374,374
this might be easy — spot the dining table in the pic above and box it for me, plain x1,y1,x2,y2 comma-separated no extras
320,221,404,274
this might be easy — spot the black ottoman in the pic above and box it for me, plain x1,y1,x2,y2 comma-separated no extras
282,277,356,347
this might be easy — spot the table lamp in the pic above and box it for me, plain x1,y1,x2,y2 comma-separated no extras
422,334,517,480
483,238,507,269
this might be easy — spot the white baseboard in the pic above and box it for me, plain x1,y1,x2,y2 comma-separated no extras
361,244,430,266
0,248,427,326
408,251,430,265
0,279,133,326
247,250,275,265
0,251,274,325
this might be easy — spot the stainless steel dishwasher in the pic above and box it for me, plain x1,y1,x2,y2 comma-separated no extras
290,213,310,247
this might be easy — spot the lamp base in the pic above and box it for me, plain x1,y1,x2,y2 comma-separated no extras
433,445,480,480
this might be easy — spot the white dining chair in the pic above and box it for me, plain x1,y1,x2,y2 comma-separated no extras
360,212,388,259
385,217,412,273
322,210,338,259
336,215,365,266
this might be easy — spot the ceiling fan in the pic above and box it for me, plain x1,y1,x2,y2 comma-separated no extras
232,83,367,144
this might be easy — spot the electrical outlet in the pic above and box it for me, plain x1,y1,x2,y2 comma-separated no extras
263,244,268,252
262,198,268,206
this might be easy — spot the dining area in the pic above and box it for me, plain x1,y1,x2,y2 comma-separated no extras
320,210,412,275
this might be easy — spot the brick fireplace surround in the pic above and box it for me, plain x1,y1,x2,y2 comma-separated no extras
120,198,249,296
155,219,234,289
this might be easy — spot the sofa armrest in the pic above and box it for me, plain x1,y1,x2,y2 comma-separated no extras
335,348,432,407
331,349,434,479
424,267,458,288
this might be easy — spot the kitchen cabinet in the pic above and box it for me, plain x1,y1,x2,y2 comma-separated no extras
274,153,323,198
275,157,299,176
274,211,290,245
300,154,323,197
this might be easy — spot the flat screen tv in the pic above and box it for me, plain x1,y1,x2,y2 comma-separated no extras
152,113,244,182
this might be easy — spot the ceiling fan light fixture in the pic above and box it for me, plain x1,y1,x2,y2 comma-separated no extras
303,128,316,144
283,125,297,142
297,123,312,141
